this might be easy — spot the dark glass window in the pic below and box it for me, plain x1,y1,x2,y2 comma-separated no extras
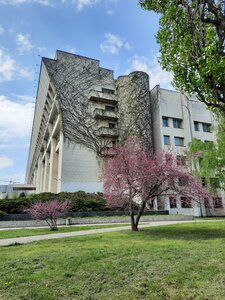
109,123,116,129
213,197,223,208
204,198,211,208
164,135,170,145
162,117,169,127
173,118,182,129
176,155,186,166
105,106,115,112
102,88,115,95
169,196,177,208
202,123,211,132
194,121,199,131
174,137,184,146
181,197,192,208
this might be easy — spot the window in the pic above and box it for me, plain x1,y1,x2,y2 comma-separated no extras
109,123,116,129
169,196,177,208
202,123,211,132
173,118,182,129
181,197,192,208
174,137,184,146
102,88,115,95
204,198,211,209
201,177,206,187
162,117,169,127
213,197,223,208
164,135,170,145
210,177,220,189
176,155,186,166
105,106,115,112
194,121,199,131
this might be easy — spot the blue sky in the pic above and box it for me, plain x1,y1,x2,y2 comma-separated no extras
0,0,173,184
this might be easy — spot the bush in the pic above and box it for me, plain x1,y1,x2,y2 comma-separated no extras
0,191,106,214
0,210,6,217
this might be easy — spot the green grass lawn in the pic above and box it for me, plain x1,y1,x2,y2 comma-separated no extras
1,221,225,299
0,224,126,239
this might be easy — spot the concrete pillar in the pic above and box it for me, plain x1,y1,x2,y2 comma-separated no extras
56,131,63,193
153,197,158,211
48,138,58,193
40,160,45,193
43,153,50,192
36,156,42,194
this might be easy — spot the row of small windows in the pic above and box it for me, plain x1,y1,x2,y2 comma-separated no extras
194,122,211,132
162,117,211,133
164,135,184,146
162,117,182,129
169,196,223,209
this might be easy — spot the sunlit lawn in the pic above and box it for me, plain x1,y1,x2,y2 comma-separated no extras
0,221,225,299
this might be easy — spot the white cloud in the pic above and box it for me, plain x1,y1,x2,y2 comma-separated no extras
0,95,34,141
0,48,33,81
0,0,51,5
71,0,98,11
126,54,174,90
0,156,13,170
100,33,131,54
16,33,34,54
106,9,114,15
0,26,4,35
14,94,34,102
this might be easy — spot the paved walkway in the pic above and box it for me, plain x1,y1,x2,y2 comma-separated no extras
0,220,215,247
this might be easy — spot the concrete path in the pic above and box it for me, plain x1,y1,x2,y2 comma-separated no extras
0,220,214,247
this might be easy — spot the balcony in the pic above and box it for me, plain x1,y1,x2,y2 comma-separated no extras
94,108,118,121
97,127,119,138
89,90,117,105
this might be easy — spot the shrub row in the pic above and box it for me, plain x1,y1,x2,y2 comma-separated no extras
0,191,106,214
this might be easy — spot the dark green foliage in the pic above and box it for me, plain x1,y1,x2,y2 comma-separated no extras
140,0,225,114
0,191,106,214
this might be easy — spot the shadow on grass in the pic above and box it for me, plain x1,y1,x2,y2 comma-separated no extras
140,224,225,241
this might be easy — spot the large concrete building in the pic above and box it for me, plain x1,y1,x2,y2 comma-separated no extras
26,50,224,216
26,51,151,194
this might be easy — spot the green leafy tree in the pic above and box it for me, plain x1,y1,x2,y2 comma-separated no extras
187,120,225,192
140,0,225,113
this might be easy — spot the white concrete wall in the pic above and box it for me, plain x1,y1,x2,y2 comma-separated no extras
60,139,103,192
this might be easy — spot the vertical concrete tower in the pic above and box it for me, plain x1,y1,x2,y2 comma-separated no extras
116,71,152,151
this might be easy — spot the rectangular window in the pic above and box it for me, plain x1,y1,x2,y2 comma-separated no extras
181,197,192,208
105,106,115,112
163,135,170,145
204,198,211,209
174,137,184,146
194,121,199,131
102,88,115,95
109,123,116,129
169,196,177,208
162,117,169,127
176,155,186,166
213,197,223,208
173,118,182,129
202,123,211,132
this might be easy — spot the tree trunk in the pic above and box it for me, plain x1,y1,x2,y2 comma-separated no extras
131,222,139,231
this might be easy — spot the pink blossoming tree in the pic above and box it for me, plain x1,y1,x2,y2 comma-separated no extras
102,138,209,231
25,200,72,231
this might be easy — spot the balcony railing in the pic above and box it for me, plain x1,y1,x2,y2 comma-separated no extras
97,127,119,138
93,108,118,121
89,90,118,105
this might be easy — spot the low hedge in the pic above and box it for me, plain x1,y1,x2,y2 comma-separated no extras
0,191,106,214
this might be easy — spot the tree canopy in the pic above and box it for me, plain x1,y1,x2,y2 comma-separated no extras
140,0,225,114
187,119,225,192
102,138,209,231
